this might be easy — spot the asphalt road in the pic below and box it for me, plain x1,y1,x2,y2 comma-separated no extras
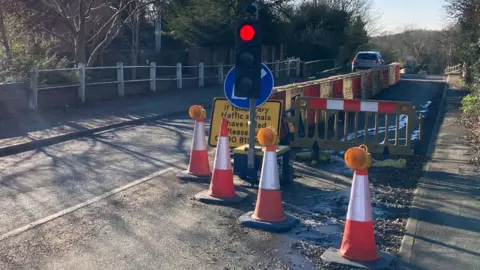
0,170,302,269
0,74,445,269
0,116,198,235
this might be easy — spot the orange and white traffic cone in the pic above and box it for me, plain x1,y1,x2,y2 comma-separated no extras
339,168,378,261
321,145,393,268
177,105,211,181
238,127,296,232
194,118,247,204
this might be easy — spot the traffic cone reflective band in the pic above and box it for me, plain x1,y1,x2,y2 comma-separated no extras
194,118,247,205
238,127,296,232
187,116,211,176
338,170,379,261
252,145,285,222
209,118,236,198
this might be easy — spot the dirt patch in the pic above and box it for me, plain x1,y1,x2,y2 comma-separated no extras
282,154,427,269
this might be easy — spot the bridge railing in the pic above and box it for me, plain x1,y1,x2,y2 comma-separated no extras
28,59,309,110
302,59,338,79
444,64,462,74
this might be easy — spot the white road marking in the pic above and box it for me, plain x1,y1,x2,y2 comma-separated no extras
0,168,174,242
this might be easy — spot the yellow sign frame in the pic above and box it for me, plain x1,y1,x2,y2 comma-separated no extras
208,97,283,148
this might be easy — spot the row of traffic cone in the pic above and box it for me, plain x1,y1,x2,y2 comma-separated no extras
179,105,392,267
178,105,295,231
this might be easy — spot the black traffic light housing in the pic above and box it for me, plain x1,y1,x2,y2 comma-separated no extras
234,17,262,98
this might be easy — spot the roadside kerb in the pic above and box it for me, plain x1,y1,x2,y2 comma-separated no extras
0,77,303,157
0,103,216,158
397,76,450,265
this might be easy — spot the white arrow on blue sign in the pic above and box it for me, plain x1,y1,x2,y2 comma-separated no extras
223,63,275,110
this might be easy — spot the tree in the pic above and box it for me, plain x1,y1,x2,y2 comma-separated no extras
281,0,370,63
6,0,153,66
445,0,480,64
370,27,454,73
323,0,378,35
127,1,142,79
167,0,236,47
0,9,12,69
444,0,480,82
166,0,294,48
338,16,369,63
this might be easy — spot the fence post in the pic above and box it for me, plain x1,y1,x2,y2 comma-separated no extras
150,62,156,92
275,60,280,78
176,62,182,89
218,63,224,85
199,62,204,87
286,59,291,77
29,66,38,110
77,63,86,103
303,62,309,79
117,62,124,97
296,58,301,77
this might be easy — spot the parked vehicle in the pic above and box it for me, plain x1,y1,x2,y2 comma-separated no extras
351,51,385,72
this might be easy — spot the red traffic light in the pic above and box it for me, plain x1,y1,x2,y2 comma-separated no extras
239,24,255,41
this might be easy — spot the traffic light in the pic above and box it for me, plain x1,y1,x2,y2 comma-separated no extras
234,17,262,98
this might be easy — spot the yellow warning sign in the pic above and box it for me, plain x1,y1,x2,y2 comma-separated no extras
208,98,282,148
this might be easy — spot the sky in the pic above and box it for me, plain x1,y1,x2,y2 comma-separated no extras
372,0,448,34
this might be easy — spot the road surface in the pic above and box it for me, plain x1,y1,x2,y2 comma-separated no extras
0,74,445,269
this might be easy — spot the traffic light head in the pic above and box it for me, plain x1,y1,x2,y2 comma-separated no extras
239,24,255,41
234,19,262,98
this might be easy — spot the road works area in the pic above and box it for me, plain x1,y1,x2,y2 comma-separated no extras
0,75,446,269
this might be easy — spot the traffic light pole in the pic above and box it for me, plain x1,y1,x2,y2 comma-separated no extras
247,1,259,169
248,99,256,168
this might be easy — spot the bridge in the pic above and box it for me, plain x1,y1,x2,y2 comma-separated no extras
0,58,340,114
0,59,478,270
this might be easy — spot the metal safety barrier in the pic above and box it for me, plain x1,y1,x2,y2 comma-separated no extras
269,62,402,145
380,66,389,90
289,97,423,156
388,65,396,85
371,69,381,96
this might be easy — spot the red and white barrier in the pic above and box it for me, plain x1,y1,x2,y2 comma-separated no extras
308,98,397,113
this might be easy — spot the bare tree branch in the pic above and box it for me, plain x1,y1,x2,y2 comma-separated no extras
13,10,72,45
40,0,78,34
88,0,156,43
81,0,97,24
87,21,123,66
87,0,138,43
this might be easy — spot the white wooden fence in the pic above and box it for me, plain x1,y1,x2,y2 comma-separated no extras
27,58,335,110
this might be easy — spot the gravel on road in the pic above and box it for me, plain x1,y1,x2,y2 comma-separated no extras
282,154,427,270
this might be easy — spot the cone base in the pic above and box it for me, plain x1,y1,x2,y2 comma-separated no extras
238,211,297,232
320,248,394,269
194,189,248,205
176,170,211,182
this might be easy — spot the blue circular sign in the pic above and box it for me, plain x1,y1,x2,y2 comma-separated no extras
224,63,275,109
